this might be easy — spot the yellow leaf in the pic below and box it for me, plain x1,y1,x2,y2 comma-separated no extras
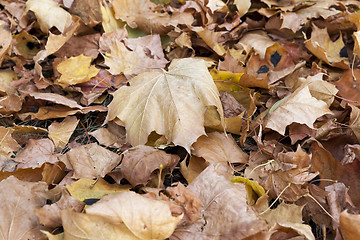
231,176,265,197
66,178,130,202
105,58,224,152
26,0,73,33
56,54,100,87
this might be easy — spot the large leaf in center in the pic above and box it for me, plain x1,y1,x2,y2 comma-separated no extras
105,58,224,151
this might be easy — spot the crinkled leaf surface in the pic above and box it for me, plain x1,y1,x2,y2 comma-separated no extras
0,176,49,240
264,85,332,135
106,58,224,152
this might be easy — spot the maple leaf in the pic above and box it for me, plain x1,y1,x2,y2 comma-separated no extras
264,84,332,135
105,58,224,152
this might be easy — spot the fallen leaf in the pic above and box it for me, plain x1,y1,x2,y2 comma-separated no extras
26,0,73,33
66,178,130,201
61,209,140,240
332,69,360,107
120,145,180,186
0,70,17,95
192,131,248,164
305,25,348,69
35,188,85,228
180,156,209,184
234,0,251,17
105,58,224,152
14,138,58,169
85,191,183,240
172,164,267,239
56,54,100,87
349,104,360,143
264,84,332,135
59,143,121,179
340,210,360,240
90,123,126,148
103,35,168,76
30,105,107,120
0,21,12,65
48,116,79,148
0,176,50,240
167,183,202,223
260,203,315,240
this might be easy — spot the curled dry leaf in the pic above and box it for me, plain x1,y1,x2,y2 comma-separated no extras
0,176,50,240
59,143,121,179
304,25,348,69
264,84,332,135
14,138,58,169
26,0,73,33
121,145,180,186
48,116,79,148
105,58,224,152
84,191,183,240
340,210,360,240
192,131,248,164
260,203,315,240
90,122,126,148
180,156,209,184
35,188,85,228
172,164,267,239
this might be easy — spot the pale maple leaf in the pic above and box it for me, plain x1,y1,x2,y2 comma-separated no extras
105,58,224,152
264,85,332,135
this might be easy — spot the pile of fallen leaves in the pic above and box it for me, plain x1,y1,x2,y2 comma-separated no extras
2,0,360,239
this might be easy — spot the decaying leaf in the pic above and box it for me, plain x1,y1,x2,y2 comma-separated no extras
14,138,58,169
48,116,79,148
59,143,121,178
106,58,224,152
172,164,267,239
120,145,180,186
264,84,332,135
0,176,50,240
192,131,248,164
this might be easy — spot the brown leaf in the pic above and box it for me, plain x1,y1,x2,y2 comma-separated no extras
180,156,209,184
30,105,107,120
340,210,360,240
90,122,126,148
35,188,85,228
59,143,121,179
14,138,58,169
172,164,267,239
192,132,248,164
120,145,180,186
332,69,360,107
167,183,202,223
305,25,348,69
0,176,50,240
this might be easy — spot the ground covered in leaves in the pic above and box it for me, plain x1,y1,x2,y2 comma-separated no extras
2,0,360,239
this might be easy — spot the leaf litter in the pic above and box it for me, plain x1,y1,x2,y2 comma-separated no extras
1,0,360,239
